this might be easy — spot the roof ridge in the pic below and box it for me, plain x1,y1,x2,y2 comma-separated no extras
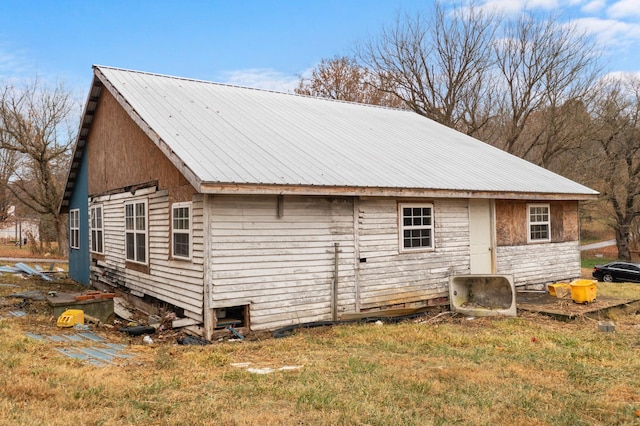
91,64,406,112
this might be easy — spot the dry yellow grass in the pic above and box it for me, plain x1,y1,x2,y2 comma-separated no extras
0,275,639,425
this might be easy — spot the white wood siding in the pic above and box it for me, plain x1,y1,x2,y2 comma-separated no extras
90,189,205,321
357,198,471,309
208,195,356,331
496,241,581,286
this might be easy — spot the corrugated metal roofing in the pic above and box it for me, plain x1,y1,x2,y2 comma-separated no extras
94,65,597,197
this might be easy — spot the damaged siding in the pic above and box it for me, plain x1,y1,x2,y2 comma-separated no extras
496,241,581,286
91,189,205,321
208,195,356,331
494,200,580,286
356,198,470,309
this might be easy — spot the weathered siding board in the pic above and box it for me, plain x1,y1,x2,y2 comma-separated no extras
86,89,194,196
208,195,356,330
496,241,580,286
357,198,470,309
90,190,205,321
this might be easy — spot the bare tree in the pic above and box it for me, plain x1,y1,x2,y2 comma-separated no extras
587,76,640,260
0,146,19,222
492,12,601,166
0,79,77,256
295,56,403,107
357,1,499,136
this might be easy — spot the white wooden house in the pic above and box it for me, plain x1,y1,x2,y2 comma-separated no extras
60,66,598,338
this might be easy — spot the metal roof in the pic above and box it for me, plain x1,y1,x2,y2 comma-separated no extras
79,66,598,199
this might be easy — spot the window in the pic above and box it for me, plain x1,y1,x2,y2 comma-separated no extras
399,203,434,251
172,203,191,259
90,205,104,253
528,204,550,243
69,209,80,249
125,200,147,263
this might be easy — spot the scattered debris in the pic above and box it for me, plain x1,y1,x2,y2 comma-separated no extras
598,321,616,332
227,326,244,340
119,325,156,336
14,262,52,281
142,335,154,345
57,309,85,328
8,290,45,301
25,331,136,367
177,335,212,346
113,297,135,321
75,291,115,301
230,362,251,368
231,362,304,375
231,362,304,374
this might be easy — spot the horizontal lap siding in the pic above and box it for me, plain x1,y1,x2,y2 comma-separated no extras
209,195,355,331
91,190,205,321
357,199,470,309
496,241,580,286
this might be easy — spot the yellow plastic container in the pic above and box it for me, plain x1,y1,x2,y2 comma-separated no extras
548,283,571,298
570,279,597,304
56,309,85,328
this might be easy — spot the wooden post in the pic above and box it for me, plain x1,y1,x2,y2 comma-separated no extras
332,242,339,321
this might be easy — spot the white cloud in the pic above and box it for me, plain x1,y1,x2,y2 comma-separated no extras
477,0,559,15
217,68,301,93
572,16,640,47
0,45,31,82
607,0,640,19
477,0,526,15
581,0,606,13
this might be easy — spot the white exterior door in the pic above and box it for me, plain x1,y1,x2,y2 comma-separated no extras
469,199,494,274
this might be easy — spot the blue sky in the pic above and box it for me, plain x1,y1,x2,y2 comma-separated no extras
1,0,639,97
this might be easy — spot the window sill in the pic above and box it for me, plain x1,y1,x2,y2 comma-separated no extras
125,261,150,275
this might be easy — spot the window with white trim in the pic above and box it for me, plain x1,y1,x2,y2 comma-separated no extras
172,202,191,259
90,205,104,253
125,200,147,264
69,209,80,250
399,203,434,251
528,204,550,243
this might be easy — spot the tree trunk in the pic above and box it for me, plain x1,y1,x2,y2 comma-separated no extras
615,224,631,261
56,214,68,258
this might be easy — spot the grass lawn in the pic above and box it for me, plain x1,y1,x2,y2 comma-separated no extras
1,273,639,425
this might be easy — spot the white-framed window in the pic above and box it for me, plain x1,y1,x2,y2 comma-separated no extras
125,199,148,264
528,203,550,243
69,209,80,250
172,202,191,260
399,203,434,251
90,205,104,253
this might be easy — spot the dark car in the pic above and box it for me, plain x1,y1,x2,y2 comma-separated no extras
592,261,640,283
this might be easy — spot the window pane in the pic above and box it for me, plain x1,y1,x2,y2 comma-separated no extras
96,207,102,228
136,233,146,262
173,207,189,230
97,231,103,253
135,203,145,227
135,203,146,231
126,233,135,260
174,233,190,257
125,204,134,230
530,224,549,240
